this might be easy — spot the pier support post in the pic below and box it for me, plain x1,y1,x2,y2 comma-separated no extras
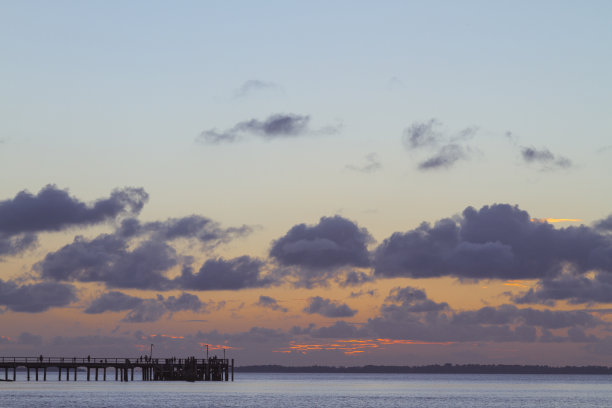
66,367,70,381
103,367,106,381
115,367,118,381
27,367,30,381
58,367,61,381
35,367,38,381
232,359,234,381
95,367,99,381
44,367,47,381
131,367,134,381
74,367,77,381
87,367,90,381
13,367,16,381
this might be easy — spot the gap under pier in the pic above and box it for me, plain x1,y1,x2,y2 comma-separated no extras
0,356,234,382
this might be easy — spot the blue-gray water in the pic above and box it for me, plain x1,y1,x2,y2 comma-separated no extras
1,372,611,407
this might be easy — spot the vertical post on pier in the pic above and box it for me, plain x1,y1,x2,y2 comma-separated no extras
58,366,61,381
95,367,98,381
13,367,16,381
115,367,118,381
27,367,30,381
66,367,70,381
4,367,7,381
103,367,106,381
35,367,39,381
74,366,77,381
44,367,47,381
231,359,234,381
87,367,90,381
131,367,134,381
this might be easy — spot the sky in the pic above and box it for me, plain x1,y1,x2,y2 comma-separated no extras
1,0,612,366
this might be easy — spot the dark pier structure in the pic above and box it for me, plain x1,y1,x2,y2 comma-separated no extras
0,356,233,382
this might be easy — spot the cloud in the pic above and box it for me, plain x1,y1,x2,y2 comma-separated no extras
403,119,441,150
255,295,288,313
270,215,373,287
418,144,468,170
18,332,43,346
402,119,476,171
374,203,612,281
303,296,357,318
122,293,206,323
310,321,370,338
38,214,253,290
520,146,572,170
0,185,147,235
364,287,603,343
0,185,148,256
594,215,612,232
118,215,252,249
37,235,178,290
199,113,339,144
346,153,382,173
513,272,612,305
0,279,77,312
84,291,144,314
233,79,279,98
177,256,276,290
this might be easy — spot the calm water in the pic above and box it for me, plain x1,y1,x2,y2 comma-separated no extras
1,372,611,407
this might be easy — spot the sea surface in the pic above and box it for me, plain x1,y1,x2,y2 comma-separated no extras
1,372,611,407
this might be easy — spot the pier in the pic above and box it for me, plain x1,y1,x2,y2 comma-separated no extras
0,356,233,382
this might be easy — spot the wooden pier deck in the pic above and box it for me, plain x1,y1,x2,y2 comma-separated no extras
0,356,234,382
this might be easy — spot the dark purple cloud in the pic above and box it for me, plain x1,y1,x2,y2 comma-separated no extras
270,215,372,288
37,236,178,290
364,287,603,343
303,296,357,318
0,279,76,312
0,185,148,256
177,256,276,290
85,291,144,314
513,272,612,305
374,203,612,281
0,185,147,235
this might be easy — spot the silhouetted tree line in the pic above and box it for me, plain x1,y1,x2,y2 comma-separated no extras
236,364,612,375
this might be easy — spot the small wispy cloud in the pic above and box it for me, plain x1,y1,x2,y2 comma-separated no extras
403,119,478,171
346,153,382,173
198,114,341,144
520,146,572,170
233,80,280,98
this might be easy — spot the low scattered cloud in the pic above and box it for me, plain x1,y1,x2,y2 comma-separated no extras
520,146,572,170
303,296,357,318
0,279,77,313
346,153,382,173
255,295,288,313
199,113,340,144
85,291,145,314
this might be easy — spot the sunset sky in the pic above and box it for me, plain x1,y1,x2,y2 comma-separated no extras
2,1,612,366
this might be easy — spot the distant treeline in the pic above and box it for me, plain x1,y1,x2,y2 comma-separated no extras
236,364,612,375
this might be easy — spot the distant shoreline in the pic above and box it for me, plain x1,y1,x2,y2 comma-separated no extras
236,364,612,375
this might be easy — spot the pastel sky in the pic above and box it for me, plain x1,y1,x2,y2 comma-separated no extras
2,1,612,366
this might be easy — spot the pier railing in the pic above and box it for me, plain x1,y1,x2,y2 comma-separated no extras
0,356,234,382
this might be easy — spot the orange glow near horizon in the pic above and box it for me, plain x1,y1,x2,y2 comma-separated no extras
503,280,530,288
273,338,455,355
531,218,582,223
